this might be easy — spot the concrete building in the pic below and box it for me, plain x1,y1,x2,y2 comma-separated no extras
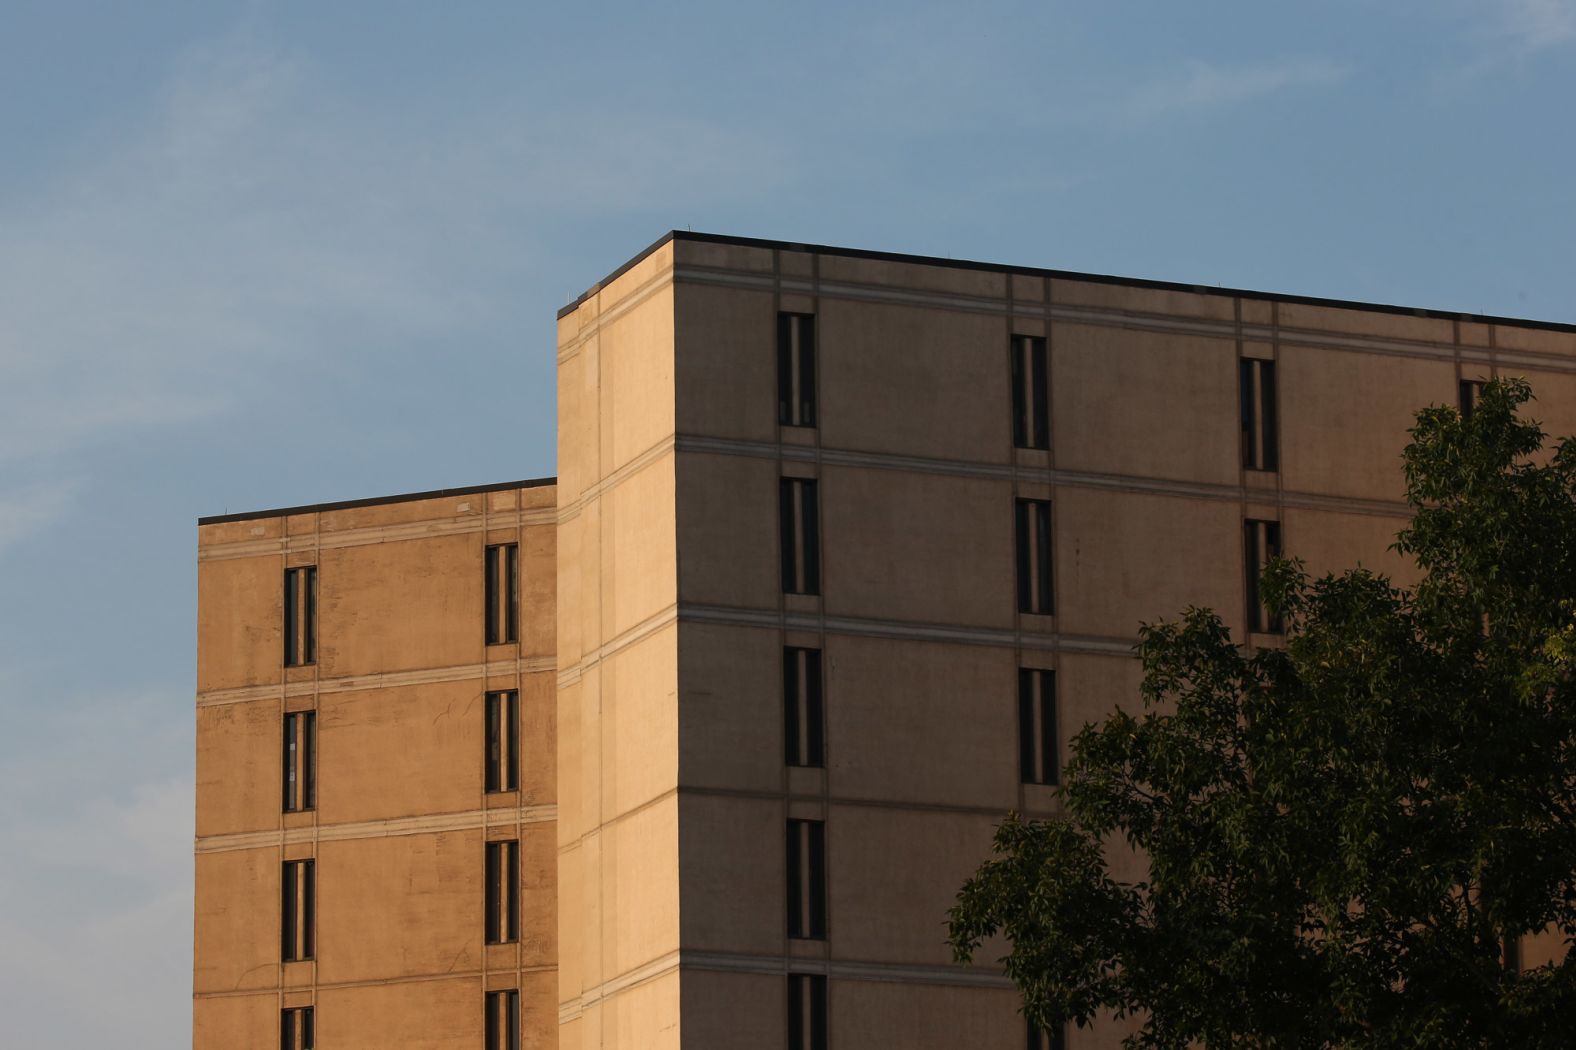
194,232,1576,1049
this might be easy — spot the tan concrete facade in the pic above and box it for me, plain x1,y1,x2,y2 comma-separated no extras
194,482,557,1049
197,231,1576,1048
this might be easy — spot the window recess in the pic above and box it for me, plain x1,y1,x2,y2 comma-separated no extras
284,566,317,667
1011,334,1050,450
1239,358,1279,471
778,313,817,427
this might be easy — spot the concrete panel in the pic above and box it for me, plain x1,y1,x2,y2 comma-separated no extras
521,969,560,1050
602,284,676,474
1518,368,1576,454
577,500,603,669
674,283,778,443
827,635,1019,809
675,451,779,610
678,793,783,955
196,699,280,836
1280,508,1418,590
557,840,585,1004
817,299,1010,463
556,510,585,669
1278,345,1455,502
192,993,277,1050
1055,488,1243,639
557,676,587,846
605,795,681,977
677,622,781,794
604,624,679,818
318,534,482,678
520,671,557,807
197,555,281,692
199,516,282,547
193,847,279,994
317,831,481,984
1058,654,1146,741
829,805,999,966
318,680,481,823
818,253,1007,299
520,821,559,967
522,522,557,660
832,980,1023,1048
1278,302,1454,344
677,969,782,1050
675,238,775,273
605,452,678,638
604,967,681,1050
1050,323,1239,484
821,466,1014,628
599,242,674,319
1494,324,1576,356
1050,279,1238,322
316,976,478,1049
558,341,596,506
318,493,479,532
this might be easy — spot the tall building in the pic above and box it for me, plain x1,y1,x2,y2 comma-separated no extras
194,232,1576,1049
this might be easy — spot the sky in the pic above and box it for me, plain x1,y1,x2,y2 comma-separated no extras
0,0,1573,1044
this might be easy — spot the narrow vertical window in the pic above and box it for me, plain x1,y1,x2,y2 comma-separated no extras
788,974,828,1050
1245,519,1283,634
1504,934,1523,973
1017,669,1057,786
485,543,519,645
485,989,520,1050
784,647,825,768
284,566,317,667
1239,358,1279,471
780,478,821,596
1011,334,1050,450
787,819,827,939
1460,378,1486,419
486,690,519,793
1014,499,1054,615
486,839,519,944
283,711,316,813
1028,1018,1065,1050
778,313,817,427
281,859,314,962
281,1007,315,1050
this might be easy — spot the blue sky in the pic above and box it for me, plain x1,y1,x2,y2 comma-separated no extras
1,1,1573,1044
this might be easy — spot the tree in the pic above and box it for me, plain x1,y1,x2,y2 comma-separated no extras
948,379,1576,1048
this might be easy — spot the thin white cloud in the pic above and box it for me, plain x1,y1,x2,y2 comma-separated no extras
0,33,790,464
1496,0,1576,50
1120,59,1352,123
1434,0,1576,82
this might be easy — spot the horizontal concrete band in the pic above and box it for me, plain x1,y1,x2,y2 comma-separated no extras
556,431,1412,524
674,434,1411,518
560,261,1575,376
193,963,558,1001
558,598,1170,689
195,804,557,854
555,783,1060,866
197,656,556,708
199,507,556,561
557,950,1011,1024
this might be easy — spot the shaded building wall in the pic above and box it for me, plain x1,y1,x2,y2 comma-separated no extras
193,483,557,1049
607,235,1576,1048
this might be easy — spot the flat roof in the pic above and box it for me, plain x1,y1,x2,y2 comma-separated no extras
199,476,556,526
559,230,1576,335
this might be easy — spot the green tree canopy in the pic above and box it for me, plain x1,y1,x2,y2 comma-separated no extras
948,379,1576,1048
